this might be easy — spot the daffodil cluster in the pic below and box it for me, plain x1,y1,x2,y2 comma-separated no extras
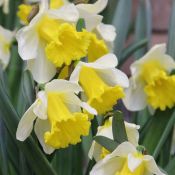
6,0,173,174
16,0,128,155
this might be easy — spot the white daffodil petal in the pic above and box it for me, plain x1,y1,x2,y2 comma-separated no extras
0,45,10,69
144,155,165,175
128,153,143,172
90,156,124,175
96,68,129,88
48,4,79,22
33,91,47,120
39,0,49,13
96,23,116,42
80,102,97,115
0,0,3,6
78,9,103,31
110,142,136,158
16,101,38,141
34,119,55,154
125,122,140,146
70,54,118,83
88,141,102,161
60,92,97,115
0,26,14,68
16,28,39,61
77,0,108,14
131,43,175,76
27,45,56,84
45,79,82,94
0,26,14,42
91,53,118,68
69,64,82,83
123,79,147,111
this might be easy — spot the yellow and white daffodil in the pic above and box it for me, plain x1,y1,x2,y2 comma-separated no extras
16,79,97,154
70,53,129,115
90,142,165,175
0,0,9,14
89,117,140,162
16,0,83,83
0,26,14,69
123,44,175,112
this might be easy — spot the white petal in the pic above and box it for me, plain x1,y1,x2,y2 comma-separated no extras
0,0,3,6
16,27,39,61
144,155,165,175
131,43,175,76
33,91,48,120
0,26,14,42
16,0,48,61
16,101,37,141
77,0,108,14
2,0,9,14
39,0,49,12
90,156,124,175
80,102,97,115
96,23,116,42
87,53,118,69
128,153,143,172
78,9,102,31
60,92,97,115
0,46,10,69
125,122,140,146
45,79,82,94
123,78,147,111
110,142,136,158
34,119,55,154
27,44,56,84
70,54,118,83
69,64,82,83
88,141,102,161
48,4,79,22
96,68,129,88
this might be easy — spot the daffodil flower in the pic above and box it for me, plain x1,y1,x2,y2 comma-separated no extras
16,79,97,154
89,117,140,162
0,26,14,69
16,0,83,83
90,142,165,175
70,53,129,115
123,44,175,112
0,0,9,14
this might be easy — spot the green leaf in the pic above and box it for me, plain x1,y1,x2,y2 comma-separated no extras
167,0,175,58
17,70,35,117
76,18,85,32
0,119,8,175
112,111,128,143
142,109,174,155
153,110,175,159
134,0,152,59
119,39,148,67
21,70,35,107
112,0,132,59
102,0,118,23
165,156,175,175
94,136,119,152
0,67,57,175
7,45,24,106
